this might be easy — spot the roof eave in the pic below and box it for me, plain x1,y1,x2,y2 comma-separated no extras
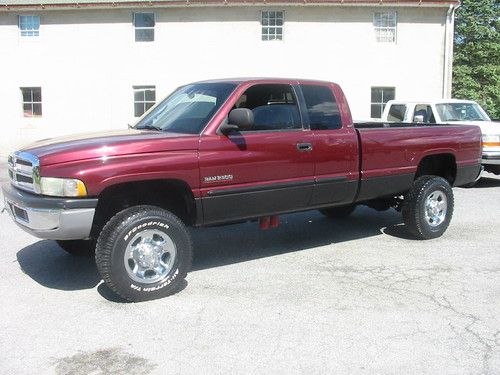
0,0,461,12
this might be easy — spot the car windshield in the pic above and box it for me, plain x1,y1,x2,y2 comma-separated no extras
134,83,237,134
435,102,491,122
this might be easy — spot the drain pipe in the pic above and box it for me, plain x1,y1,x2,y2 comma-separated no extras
443,3,460,98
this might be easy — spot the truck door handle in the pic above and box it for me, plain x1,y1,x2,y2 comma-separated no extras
297,142,313,152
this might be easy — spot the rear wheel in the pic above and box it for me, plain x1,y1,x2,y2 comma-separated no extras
402,176,454,240
56,240,95,257
95,205,192,302
319,204,357,219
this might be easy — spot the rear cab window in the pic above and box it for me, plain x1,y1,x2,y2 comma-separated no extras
387,104,407,122
300,85,341,130
413,104,436,124
233,84,301,131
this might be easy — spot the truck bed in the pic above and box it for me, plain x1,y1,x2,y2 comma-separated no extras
354,121,451,129
353,122,482,202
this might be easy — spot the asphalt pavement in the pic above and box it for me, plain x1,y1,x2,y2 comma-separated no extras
0,168,499,374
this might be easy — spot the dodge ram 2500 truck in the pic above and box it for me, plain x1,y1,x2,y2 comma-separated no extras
382,99,500,176
2,78,482,302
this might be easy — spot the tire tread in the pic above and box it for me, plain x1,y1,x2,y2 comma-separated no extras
402,175,454,240
95,205,192,302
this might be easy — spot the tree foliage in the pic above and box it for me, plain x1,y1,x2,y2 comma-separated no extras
453,0,500,119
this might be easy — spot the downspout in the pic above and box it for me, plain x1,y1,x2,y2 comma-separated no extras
443,3,460,98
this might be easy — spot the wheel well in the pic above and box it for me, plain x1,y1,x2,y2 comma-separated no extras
415,154,457,184
90,179,197,239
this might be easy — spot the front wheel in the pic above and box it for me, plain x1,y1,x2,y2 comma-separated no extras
95,205,192,302
402,176,454,240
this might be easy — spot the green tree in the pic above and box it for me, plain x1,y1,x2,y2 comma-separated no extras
453,0,500,119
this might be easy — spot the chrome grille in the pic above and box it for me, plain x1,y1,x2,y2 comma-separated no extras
8,152,39,193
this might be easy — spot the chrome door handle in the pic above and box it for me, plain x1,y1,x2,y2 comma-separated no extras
297,142,313,152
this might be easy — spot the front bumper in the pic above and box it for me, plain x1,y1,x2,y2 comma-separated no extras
482,152,500,165
2,183,98,240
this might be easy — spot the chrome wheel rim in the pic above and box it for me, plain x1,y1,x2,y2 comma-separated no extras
424,190,447,227
124,229,177,284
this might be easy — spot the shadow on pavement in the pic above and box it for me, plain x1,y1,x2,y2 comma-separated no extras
96,279,188,303
471,177,500,189
16,207,407,290
16,240,100,290
191,207,406,271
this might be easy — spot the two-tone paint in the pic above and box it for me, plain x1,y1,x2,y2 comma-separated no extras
7,78,482,230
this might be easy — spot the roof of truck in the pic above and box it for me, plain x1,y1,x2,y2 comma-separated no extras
387,99,479,105
195,77,337,85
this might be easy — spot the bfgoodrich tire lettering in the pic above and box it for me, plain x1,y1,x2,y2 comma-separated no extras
402,176,454,240
95,205,192,302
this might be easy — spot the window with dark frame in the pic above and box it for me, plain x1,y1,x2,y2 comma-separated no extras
371,87,395,119
133,86,156,117
261,11,284,41
134,13,155,42
21,87,42,117
19,15,40,38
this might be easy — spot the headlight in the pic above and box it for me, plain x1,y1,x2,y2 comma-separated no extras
482,135,500,147
36,177,88,197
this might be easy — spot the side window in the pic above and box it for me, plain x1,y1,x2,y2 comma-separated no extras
413,105,436,124
301,85,341,130
387,104,406,122
235,84,301,131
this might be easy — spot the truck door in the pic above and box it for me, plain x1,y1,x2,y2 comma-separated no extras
298,84,359,206
198,83,315,224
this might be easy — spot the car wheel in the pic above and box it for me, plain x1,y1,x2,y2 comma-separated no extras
402,176,454,240
95,205,192,302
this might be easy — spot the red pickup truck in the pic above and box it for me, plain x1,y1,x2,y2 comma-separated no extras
3,78,481,302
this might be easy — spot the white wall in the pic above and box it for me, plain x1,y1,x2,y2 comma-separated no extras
0,5,449,156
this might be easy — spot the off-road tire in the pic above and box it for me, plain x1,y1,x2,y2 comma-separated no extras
56,240,96,257
319,204,357,219
95,205,192,302
402,176,454,240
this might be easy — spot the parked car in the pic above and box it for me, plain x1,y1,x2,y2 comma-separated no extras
3,78,482,302
382,99,500,175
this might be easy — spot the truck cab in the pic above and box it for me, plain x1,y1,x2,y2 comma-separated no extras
382,99,500,175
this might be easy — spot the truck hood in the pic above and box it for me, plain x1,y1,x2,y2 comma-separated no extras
444,120,500,135
20,129,199,166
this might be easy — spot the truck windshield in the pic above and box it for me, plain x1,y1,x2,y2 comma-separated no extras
134,83,237,134
436,103,491,122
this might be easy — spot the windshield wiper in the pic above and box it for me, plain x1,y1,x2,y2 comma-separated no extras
137,124,162,131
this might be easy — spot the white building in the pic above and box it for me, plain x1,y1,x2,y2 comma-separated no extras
0,0,459,156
